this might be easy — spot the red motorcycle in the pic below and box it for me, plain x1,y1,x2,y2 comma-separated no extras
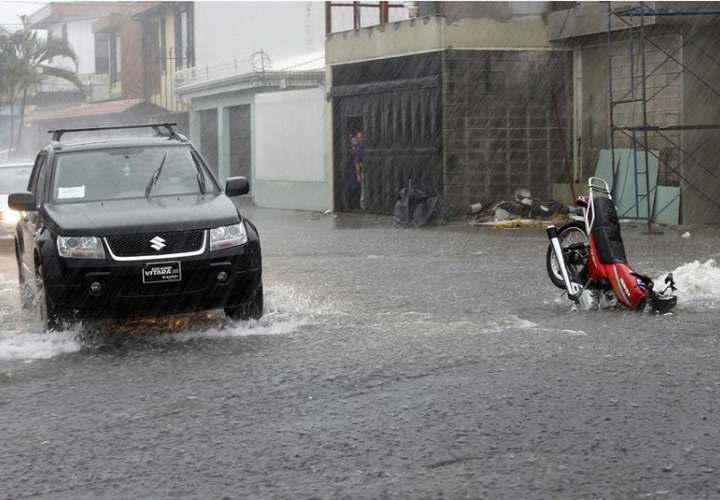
546,177,677,313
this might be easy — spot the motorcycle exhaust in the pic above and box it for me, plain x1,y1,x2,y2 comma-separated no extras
546,225,582,301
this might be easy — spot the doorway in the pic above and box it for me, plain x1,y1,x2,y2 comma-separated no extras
229,105,252,184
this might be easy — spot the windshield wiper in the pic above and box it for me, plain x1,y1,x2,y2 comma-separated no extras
197,170,206,194
144,151,168,198
190,152,207,195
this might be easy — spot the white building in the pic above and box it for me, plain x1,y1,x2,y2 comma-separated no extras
175,1,329,211
27,2,129,102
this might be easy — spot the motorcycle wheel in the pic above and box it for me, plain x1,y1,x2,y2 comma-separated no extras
546,221,589,290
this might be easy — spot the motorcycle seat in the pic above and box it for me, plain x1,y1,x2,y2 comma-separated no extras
591,194,628,265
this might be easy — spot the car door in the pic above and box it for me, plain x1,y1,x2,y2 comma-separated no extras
19,153,47,276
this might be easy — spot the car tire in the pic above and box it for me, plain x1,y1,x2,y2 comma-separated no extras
225,283,264,321
35,263,60,331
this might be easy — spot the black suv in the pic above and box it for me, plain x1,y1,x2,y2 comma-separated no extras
10,124,262,330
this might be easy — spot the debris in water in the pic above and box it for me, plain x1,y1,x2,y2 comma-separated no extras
467,188,569,228
468,202,483,214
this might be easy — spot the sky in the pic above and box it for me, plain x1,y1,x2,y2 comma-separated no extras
0,0,41,28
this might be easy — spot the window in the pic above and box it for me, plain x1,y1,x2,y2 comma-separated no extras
115,35,122,74
28,154,47,206
160,18,166,71
142,20,162,94
175,4,194,68
109,35,122,83
94,33,110,74
52,146,217,204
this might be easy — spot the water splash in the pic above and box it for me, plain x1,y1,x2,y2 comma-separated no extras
0,282,337,361
0,329,82,361
657,259,720,309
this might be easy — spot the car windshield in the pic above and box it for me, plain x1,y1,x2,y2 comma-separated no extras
51,146,216,203
0,166,32,193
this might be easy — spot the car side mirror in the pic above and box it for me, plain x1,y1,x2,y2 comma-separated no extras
225,176,249,197
8,192,36,212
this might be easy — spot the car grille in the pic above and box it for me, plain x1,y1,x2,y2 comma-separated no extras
106,230,205,257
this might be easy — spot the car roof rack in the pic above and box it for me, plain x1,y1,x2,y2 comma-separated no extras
48,123,179,142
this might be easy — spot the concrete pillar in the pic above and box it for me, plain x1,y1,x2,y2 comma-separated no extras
323,68,335,211
217,106,230,181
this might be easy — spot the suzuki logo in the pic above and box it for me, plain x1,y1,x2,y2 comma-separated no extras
149,236,166,251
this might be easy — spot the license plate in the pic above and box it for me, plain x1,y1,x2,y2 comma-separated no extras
142,261,181,284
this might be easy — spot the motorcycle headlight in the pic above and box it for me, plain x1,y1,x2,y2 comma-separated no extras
57,236,106,259
210,223,247,251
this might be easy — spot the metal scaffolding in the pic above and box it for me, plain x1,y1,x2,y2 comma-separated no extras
607,2,720,228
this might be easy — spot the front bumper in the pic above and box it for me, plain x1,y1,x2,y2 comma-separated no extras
44,240,261,319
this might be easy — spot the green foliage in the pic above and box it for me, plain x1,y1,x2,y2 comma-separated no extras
1,17,84,101
0,17,84,154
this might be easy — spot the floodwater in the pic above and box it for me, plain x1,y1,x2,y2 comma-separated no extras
2,207,720,498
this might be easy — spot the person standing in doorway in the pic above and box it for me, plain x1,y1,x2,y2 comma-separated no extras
355,130,366,211
346,133,360,209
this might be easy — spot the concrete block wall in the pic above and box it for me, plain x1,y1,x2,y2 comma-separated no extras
609,33,683,158
443,50,572,212
681,26,720,224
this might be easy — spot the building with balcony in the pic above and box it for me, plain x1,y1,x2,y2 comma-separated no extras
22,2,182,153
28,1,139,103
133,1,194,120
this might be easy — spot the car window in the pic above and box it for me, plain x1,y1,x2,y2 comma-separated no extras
27,156,43,193
51,146,218,204
0,166,32,193
27,155,47,205
36,156,50,206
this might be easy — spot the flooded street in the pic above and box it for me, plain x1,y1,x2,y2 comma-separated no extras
0,207,719,498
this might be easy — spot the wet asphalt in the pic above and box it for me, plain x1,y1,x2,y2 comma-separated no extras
1,207,720,499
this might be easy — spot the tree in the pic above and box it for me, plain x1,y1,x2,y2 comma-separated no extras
0,27,14,155
0,17,84,159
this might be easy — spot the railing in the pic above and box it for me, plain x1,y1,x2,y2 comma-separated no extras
174,50,325,89
34,73,109,93
34,73,112,102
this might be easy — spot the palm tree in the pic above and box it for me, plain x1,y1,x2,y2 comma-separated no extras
0,27,15,155
1,17,84,158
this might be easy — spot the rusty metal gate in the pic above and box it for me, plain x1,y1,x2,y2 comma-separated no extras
332,54,443,214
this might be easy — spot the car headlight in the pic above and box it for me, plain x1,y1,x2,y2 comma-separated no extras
1,209,20,224
210,223,247,251
57,236,106,259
